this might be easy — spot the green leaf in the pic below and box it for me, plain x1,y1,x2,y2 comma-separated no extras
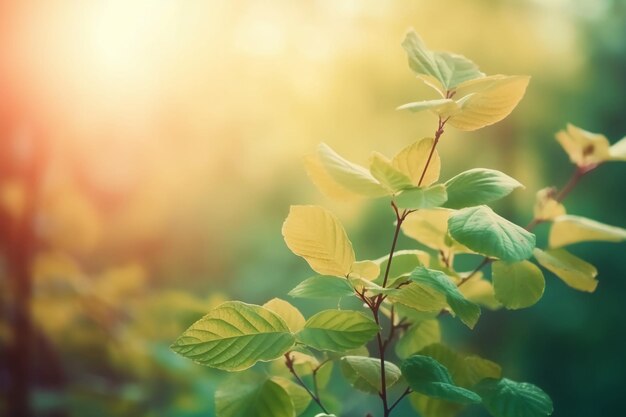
282,205,355,277
492,261,545,309
369,152,414,192
458,274,501,310
533,248,598,292
401,355,482,404
444,168,523,209
410,344,501,417
402,30,484,91
271,377,311,416
385,282,447,314
317,143,388,197
396,185,448,210
216,376,295,417
171,301,295,371
474,378,553,417
409,266,480,328
263,298,306,333
297,310,379,352
289,275,354,299
549,215,626,248
340,356,401,394
395,319,441,359
392,138,441,186
448,205,535,262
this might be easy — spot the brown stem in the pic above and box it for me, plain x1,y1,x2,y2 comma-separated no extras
388,387,412,413
418,116,448,186
284,353,329,414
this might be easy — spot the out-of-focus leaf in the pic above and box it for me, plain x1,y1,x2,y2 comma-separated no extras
216,376,294,417
533,248,598,292
549,215,626,248
492,261,545,309
369,152,413,192
395,319,441,359
396,185,448,210
474,378,553,417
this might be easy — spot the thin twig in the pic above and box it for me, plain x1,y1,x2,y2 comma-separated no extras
284,353,329,414
388,387,412,412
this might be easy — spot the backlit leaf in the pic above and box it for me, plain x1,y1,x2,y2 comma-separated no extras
609,136,626,161
402,30,484,91
340,356,401,394
410,266,481,328
533,248,598,292
533,188,566,221
401,208,470,252
458,274,501,310
474,378,553,417
263,298,306,333
316,143,388,197
350,260,380,281
492,261,545,309
282,205,355,276
397,99,458,114
385,283,447,314
297,310,379,352
444,168,523,209
555,124,610,168
171,302,295,371
401,355,482,404
369,152,413,192
446,75,530,131
271,377,311,416
374,249,430,283
549,215,626,248
392,138,441,186
304,153,361,200
289,275,354,299
448,205,535,262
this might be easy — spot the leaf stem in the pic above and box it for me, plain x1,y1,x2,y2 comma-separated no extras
388,387,412,413
418,116,448,186
284,353,329,414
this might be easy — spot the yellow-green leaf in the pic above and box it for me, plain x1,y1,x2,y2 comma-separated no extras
609,136,626,161
304,153,360,201
263,298,306,333
271,376,311,416
492,261,545,310
216,376,295,417
395,319,441,359
396,185,448,210
555,124,611,168
297,310,379,352
369,152,413,192
397,99,458,114
458,273,501,310
446,75,530,131
316,143,388,197
392,138,441,186
533,248,598,292
282,205,355,276
171,301,295,371
340,356,401,394
401,208,470,253
549,215,626,248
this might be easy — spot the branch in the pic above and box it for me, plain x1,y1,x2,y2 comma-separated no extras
284,353,329,414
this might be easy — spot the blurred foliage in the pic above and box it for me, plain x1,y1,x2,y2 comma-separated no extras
1,0,625,416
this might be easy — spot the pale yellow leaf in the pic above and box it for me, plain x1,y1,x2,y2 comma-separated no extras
533,187,566,221
549,215,626,248
533,248,598,292
350,260,381,281
263,298,306,332
446,75,530,131
401,208,470,252
458,273,501,310
609,136,626,161
282,205,355,276
304,153,361,201
317,143,388,197
555,124,611,167
392,138,441,186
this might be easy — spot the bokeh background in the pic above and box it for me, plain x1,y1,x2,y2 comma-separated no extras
1,0,625,416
